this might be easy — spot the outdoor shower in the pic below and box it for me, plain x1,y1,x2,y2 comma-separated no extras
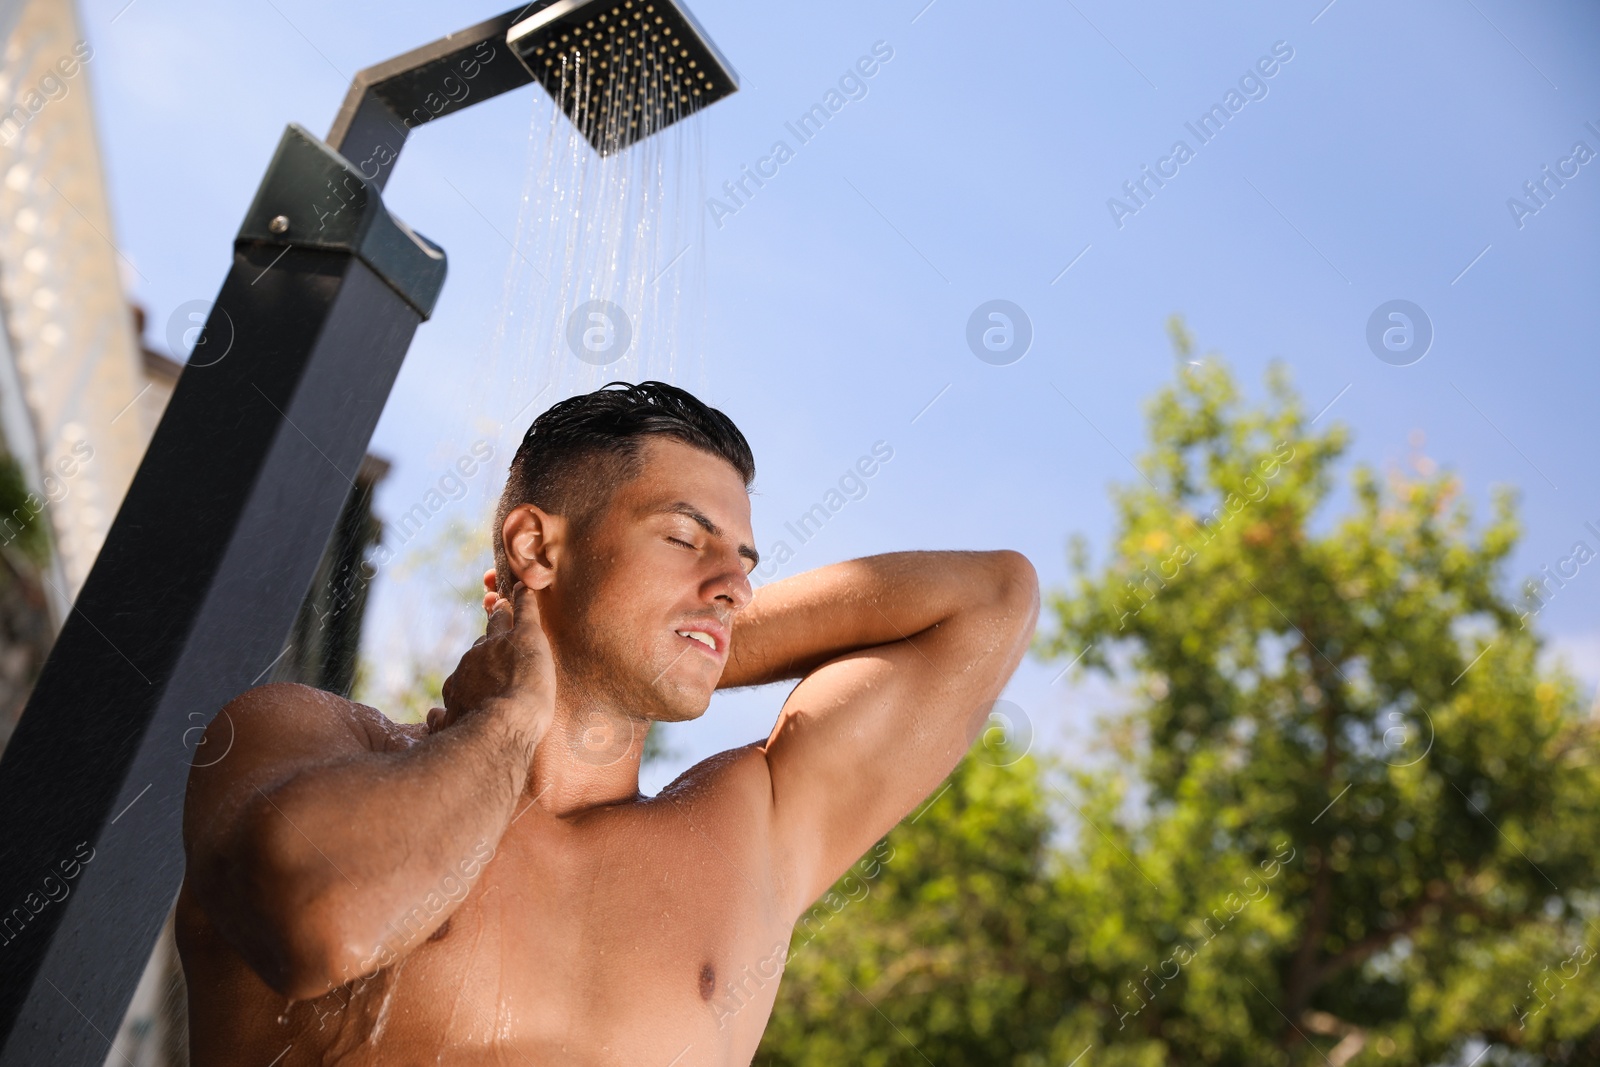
0,2,737,1061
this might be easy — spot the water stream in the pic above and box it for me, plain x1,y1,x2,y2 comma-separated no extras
484,35,711,425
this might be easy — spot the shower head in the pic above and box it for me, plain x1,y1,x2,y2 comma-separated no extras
508,0,738,156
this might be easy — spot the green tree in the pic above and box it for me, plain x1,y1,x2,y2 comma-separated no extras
0,449,57,737
0,450,53,567
757,320,1600,1066
755,749,1071,1066
1040,320,1600,1064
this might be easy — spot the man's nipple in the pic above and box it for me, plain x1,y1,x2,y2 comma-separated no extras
698,962,716,1001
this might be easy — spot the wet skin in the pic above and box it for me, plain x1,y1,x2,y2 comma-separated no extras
179,437,1038,1065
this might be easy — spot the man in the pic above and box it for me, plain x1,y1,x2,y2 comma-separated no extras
178,380,1037,1065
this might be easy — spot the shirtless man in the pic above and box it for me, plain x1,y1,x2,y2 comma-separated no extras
177,380,1038,1065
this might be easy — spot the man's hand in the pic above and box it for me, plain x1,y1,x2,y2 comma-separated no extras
184,582,559,999
430,582,555,750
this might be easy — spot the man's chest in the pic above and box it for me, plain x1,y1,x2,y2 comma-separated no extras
365,802,796,1059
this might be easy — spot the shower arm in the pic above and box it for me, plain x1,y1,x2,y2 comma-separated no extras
324,5,542,193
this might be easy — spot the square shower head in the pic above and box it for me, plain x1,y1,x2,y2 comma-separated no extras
508,0,739,156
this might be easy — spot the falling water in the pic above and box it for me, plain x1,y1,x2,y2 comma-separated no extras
483,19,712,425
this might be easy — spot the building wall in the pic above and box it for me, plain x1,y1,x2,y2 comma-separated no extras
0,0,154,620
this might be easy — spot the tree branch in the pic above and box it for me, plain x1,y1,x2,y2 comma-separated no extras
1301,1009,1367,1067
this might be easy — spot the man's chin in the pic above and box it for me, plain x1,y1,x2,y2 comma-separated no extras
641,661,719,723
649,691,712,724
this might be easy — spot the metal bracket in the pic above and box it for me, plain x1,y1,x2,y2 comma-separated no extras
237,124,448,320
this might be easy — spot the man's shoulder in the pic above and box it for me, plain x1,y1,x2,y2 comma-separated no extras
223,680,364,730
648,740,777,831
204,682,406,768
642,740,829,917
656,740,771,793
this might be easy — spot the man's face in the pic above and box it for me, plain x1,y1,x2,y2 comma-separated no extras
549,437,757,722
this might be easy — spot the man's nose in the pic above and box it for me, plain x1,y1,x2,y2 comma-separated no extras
708,556,753,612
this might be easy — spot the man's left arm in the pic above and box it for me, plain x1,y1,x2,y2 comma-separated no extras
733,550,1039,920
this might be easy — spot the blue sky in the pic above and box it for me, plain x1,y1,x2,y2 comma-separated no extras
77,0,1600,790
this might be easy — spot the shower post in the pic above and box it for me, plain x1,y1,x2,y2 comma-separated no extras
0,9,542,1063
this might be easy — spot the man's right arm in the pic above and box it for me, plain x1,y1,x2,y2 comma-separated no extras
183,584,552,1000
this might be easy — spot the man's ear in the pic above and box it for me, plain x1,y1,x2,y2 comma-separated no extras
501,504,566,592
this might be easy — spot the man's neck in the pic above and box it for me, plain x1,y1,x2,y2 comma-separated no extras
523,695,651,818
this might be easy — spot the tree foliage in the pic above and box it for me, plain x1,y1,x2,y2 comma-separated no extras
756,321,1600,1066
756,750,1073,1065
0,450,53,566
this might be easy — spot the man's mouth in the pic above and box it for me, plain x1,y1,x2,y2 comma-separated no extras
674,629,719,654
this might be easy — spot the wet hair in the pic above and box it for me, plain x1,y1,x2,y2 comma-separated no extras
491,380,755,596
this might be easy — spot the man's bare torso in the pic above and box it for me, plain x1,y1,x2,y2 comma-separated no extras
178,699,795,1067
176,542,1038,1065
